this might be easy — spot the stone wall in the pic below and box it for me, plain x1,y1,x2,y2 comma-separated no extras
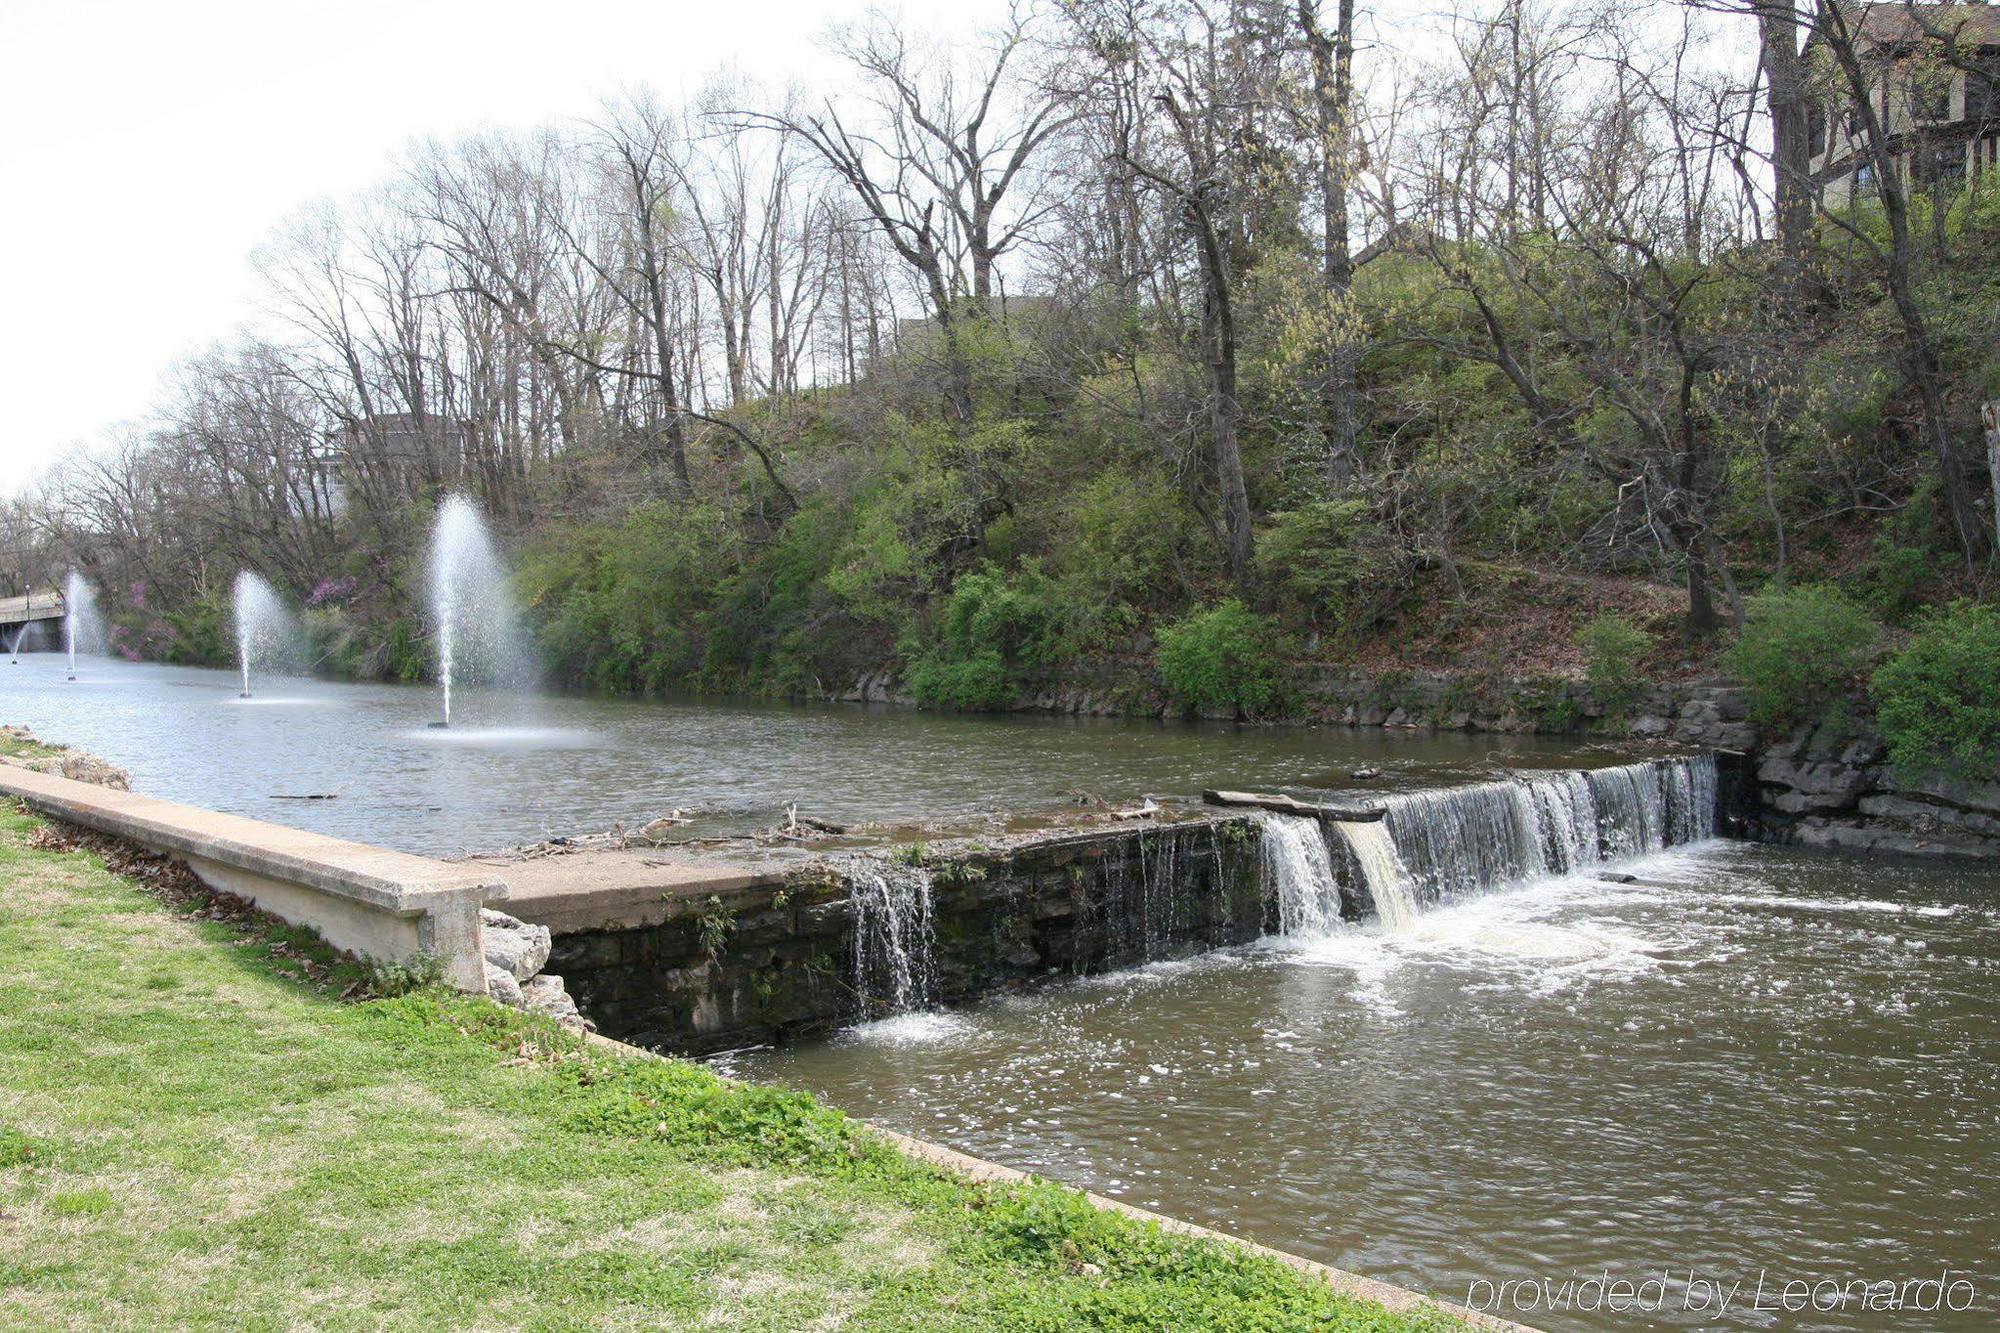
840,662,1759,750
842,660,2000,862
550,816,1263,1056
1750,720,2000,859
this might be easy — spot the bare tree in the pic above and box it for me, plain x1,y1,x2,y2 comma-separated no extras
751,9,1074,424
1086,0,1261,592
1812,0,1986,566
1298,0,1365,488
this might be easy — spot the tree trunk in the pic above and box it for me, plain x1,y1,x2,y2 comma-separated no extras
1679,525,1721,637
1756,1,1817,311
1300,0,1361,490
1816,7,1983,565
1985,399,2000,556
1189,191,1255,593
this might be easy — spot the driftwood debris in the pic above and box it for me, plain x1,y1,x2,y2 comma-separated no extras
794,814,848,835
1201,790,1387,822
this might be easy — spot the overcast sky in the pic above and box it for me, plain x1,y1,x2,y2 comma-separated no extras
0,0,1016,495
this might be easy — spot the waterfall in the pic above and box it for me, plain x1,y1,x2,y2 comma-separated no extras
848,860,938,1017
1265,755,1717,933
1256,813,1345,936
1336,821,1420,932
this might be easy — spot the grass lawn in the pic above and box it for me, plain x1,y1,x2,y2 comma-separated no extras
0,802,1463,1331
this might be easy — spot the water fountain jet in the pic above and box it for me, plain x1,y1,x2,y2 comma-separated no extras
232,570,297,699
63,571,98,681
426,495,529,729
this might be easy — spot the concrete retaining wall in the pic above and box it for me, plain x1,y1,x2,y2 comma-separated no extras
0,765,506,990
542,816,1265,1055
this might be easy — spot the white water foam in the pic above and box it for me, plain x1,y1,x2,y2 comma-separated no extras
1255,812,1346,935
1280,849,1700,1014
846,1009,971,1047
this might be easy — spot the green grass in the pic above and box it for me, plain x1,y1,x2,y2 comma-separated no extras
0,803,1459,1331
0,732,60,762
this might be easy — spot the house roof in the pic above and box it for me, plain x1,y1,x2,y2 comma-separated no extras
1848,3,2000,47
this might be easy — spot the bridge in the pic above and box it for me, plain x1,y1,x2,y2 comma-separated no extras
1,590,66,645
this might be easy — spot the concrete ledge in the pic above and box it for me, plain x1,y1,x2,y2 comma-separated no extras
482,849,782,934
0,765,506,990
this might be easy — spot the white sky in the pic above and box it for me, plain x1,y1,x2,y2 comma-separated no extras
0,0,1013,494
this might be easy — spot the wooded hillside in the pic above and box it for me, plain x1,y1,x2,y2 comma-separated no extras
6,0,1998,715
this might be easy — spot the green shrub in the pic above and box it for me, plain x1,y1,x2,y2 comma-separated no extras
1260,500,1399,633
1052,469,1190,612
1576,614,1651,717
1872,601,2000,781
1860,537,1942,621
365,951,444,998
515,500,740,694
1156,599,1277,716
1726,585,1882,728
905,563,1067,711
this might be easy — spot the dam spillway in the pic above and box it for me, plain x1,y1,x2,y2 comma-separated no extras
721,773,2000,1328
540,754,1734,1052
1254,755,1721,936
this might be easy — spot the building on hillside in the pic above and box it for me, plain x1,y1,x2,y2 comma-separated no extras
1810,3,2000,205
894,293,1061,346
324,412,472,510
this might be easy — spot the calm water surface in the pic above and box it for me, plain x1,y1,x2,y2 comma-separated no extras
719,843,2000,1331
5,651,1607,854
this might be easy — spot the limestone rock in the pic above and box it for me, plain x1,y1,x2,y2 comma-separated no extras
1902,774,2000,818
2,750,131,790
484,962,523,1006
522,973,593,1031
480,908,551,982
1755,755,1871,810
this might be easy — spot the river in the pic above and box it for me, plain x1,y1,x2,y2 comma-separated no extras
11,648,1996,1329
717,840,2000,1330
6,650,1614,854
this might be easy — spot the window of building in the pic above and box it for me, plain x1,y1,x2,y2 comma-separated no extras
1809,104,1827,157
1914,143,1967,185
1910,79,1951,124
1970,60,1999,129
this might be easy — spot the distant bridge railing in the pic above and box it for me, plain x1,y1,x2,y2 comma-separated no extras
0,592,66,626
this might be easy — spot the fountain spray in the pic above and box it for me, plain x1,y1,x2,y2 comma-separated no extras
426,494,524,729
232,570,294,699
63,570,95,681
